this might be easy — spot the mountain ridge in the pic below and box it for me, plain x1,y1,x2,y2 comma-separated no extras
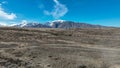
0,20,107,29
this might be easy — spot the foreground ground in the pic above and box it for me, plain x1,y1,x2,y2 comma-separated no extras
0,27,120,68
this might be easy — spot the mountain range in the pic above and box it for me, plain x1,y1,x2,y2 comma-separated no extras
0,20,106,29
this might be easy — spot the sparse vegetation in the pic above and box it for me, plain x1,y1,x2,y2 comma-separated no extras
0,27,120,68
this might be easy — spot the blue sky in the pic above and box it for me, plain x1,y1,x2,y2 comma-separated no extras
0,0,120,27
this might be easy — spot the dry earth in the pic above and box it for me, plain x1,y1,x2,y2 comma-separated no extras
0,27,120,68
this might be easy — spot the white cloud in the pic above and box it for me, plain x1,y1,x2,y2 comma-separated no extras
0,22,7,26
0,5,17,20
44,0,68,19
21,20,28,24
0,21,18,26
0,20,29,27
0,1,17,26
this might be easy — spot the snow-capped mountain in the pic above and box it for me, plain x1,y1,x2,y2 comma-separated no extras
45,20,65,26
3,20,106,29
44,20,105,29
14,22,51,28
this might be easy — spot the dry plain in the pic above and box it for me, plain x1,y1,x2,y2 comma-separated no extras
0,27,120,68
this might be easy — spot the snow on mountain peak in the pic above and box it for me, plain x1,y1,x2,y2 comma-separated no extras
48,20,66,26
20,20,28,27
52,20,65,23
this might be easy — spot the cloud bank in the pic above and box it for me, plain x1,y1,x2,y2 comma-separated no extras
44,0,68,19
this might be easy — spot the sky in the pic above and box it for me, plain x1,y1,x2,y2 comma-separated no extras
0,0,120,27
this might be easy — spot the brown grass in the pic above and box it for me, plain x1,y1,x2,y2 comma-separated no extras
0,27,120,68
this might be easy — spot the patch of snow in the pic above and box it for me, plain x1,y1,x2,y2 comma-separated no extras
52,20,65,23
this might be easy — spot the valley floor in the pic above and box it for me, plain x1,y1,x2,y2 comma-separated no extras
0,27,120,68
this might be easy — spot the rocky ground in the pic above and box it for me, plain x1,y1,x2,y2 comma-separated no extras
0,27,120,68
